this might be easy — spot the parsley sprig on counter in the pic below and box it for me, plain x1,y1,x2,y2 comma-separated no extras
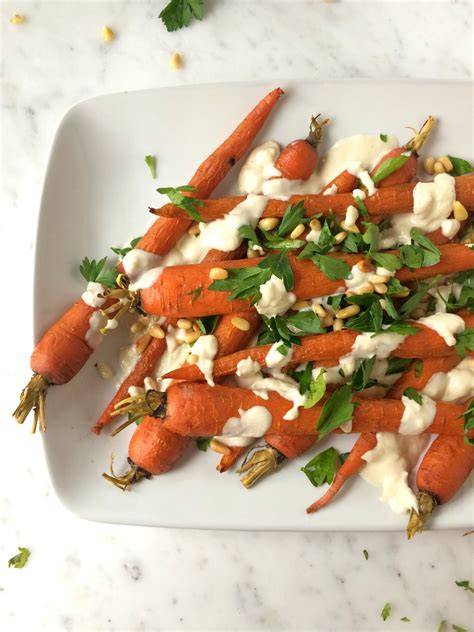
301,446,342,487
159,0,204,32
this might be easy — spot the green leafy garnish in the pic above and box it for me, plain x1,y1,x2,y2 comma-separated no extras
379,134,388,142
386,357,412,375
351,357,380,391
317,385,356,440
452,626,468,632
157,185,205,222
414,359,423,378
159,0,204,32
400,616,410,622
286,310,326,335
362,222,380,256
144,155,157,179
403,387,423,406
8,547,31,569
345,298,383,334
303,369,327,408
195,315,219,335
196,437,211,451
438,621,446,632
399,229,441,270
239,224,261,251
260,230,306,251
381,602,392,621
79,256,117,288
455,580,474,593
386,277,410,296
455,329,474,358
257,315,302,351
187,286,203,302
288,362,314,395
363,549,369,560
447,156,473,176
372,151,411,184
461,399,474,446
301,447,341,486
110,237,142,259
371,252,403,271
299,242,351,281
277,201,309,237
354,195,369,220
399,280,433,318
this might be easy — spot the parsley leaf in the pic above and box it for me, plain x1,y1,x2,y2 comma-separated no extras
414,359,423,378
386,357,412,375
301,447,340,486
345,299,383,333
145,155,157,179
257,315,302,350
371,252,402,271
157,185,205,222
452,626,468,632
195,315,219,335
277,201,309,236
317,385,356,439
455,580,474,593
196,437,211,451
187,286,202,301
399,229,441,270
159,0,204,32
447,156,473,176
372,151,411,184
300,250,351,281
304,369,327,408
8,547,30,569
111,236,142,259
362,222,380,256
386,277,409,296
260,230,306,251
79,256,118,288
239,224,261,251
258,249,294,291
354,195,369,220
455,329,474,358
286,310,326,335
363,549,369,560
351,357,379,391
381,602,392,621
437,621,446,632
399,280,433,318
461,399,474,446
401,616,410,622
403,387,423,405
288,362,314,395
379,134,388,142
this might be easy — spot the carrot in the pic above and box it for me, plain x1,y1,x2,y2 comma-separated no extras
164,312,474,382
407,435,474,538
151,174,474,221
305,433,378,513
386,355,464,399
216,446,248,473
274,115,328,180
141,243,474,318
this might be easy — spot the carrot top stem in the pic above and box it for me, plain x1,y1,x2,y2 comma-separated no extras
110,390,166,436
406,491,438,539
237,445,285,488
13,373,49,433
307,114,329,148
404,115,436,154
99,286,141,333
102,457,150,491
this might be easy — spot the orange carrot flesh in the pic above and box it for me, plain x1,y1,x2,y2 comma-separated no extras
305,433,378,513
265,434,316,460
161,382,467,438
275,140,318,181
386,355,464,399
151,175,474,221
141,243,474,319
216,447,248,473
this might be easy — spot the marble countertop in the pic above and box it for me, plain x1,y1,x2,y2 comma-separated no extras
1,1,473,630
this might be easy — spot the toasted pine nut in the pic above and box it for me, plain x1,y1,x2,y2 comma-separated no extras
397,290,411,298
374,283,388,294
438,155,453,172
356,259,374,273
247,247,260,259
309,218,322,231
231,316,251,331
139,314,151,325
313,304,327,319
453,200,469,221
334,231,347,244
96,361,113,379
185,331,201,344
130,321,145,334
379,299,387,310
177,318,193,330
209,267,228,280
149,324,165,339
340,221,360,234
336,305,361,319
102,26,115,41
170,52,183,70
292,300,311,311
433,160,445,174
290,223,305,239
333,318,344,331
258,217,279,231
322,314,334,327
10,14,26,24
369,274,389,284
210,439,231,455
355,283,375,295
136,334,152,354
187,353,199,365
423,156,435,175
188,223,200,236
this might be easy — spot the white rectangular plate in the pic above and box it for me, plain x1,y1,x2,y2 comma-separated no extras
37,81,473,530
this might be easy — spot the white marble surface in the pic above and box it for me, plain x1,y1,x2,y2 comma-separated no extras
1,1,473,631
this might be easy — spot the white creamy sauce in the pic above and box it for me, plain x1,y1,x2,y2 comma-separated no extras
323,183,338,196
123,249,163,290
347,162,377,196
306,227,321,244
352,188,366,201
85,311,107,349
429,282,462,314
345,264,373,292
118,343,141,380
416,312,465,346
265,342,294,369
128,266,163,292
399,394,437,435
215,406,273,447
81,282,106,308
441,218,461,239
148,326,191,392
238,141,282,194
361,433,430,514
256,275,296,316
191,334,219,386
422,357,474,403
344,205,359,227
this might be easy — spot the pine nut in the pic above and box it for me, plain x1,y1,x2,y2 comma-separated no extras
334,231,347,244
139,314,151,325
231,316,251,331
10,14,26,24
423,156,435,175
336,305,360,319
292,300,311,311
170,52,183,70
356,259,374,273
309,218,322,231
313,304,327,318
102,26,115,41
192,323,201,332
258,217,279,231
209,267,228,280
290,223,305,239
322,314,334,327
149,324,165,339
247,247,260,259
96,361,113,379
397,290,411,298
210,439,231,455
369,274,389,284
136,334,152,354
333,318,344,331
340,221,360,234
433,161,445,174
453,200,469,221
438,155,453,172
188,223,200,236
374,283,388,294
379,299,387,310
185,331,201,344
130,321,145,334
177,318,193,330
355,283,375,295
187,353,198,365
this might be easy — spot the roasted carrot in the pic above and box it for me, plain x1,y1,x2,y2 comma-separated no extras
151,174,474,221
217,447,248,473
274,115,328,180
141,243,474,318
407,435,474,538
386,355,464,399
165,312,474,382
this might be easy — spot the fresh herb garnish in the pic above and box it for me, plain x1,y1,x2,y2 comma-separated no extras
461,399,474,446
301,446,341,486
257,315,302,351
79,256,117,288
196,437,211,451
400,617,410,622
159,0,204,32
399,280,433,318
399,229,441,270
239,224,261,251
372,151,411,184
260,230,306,251
455,329,474,358
381,602,392,621
371,252,403,271
438,621,446,632
144,155,157,179
157,185,205,222
303,369,327,408
455,580,474,593
379,134,388,142
8,547,31,569
195,315,219,335
286,310,326,335
363,549,369,560
351,357,380,391
447,156,473,176
340,451,350,463
362,222,380,256
187,286,203,301
317,385,356,440
111,237,142,259
403,387,423,405
299,240,351,281
277,201,309,237
452,626,468,632
288,362,314,395
354,195,369,220
386,277,410,296
345,297,384,334
414,359,423,378
386,357,412,375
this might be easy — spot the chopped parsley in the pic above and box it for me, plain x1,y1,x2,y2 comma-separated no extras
187,286,203,301
455,579,474,593
159,0,204,32
461,399,474,446
447,156,473,176
379,134,388,142
414,359,424,378
372,151,411,184
277,200,310,237
301,447,341,487
399,229,441,270
317,385,356,440
403,387,423,406
380,602,392,621
196,437,211,451
8,547,31,569
354,195,369,220
363,549,369,560
144,155,157,179
79,256,118,288
386,357,412,375
157,185,205,222
400,616,410,622
455,329,474,358
110,236,142,259
195,315,219,335
350,357,380,391
303,368,327,408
